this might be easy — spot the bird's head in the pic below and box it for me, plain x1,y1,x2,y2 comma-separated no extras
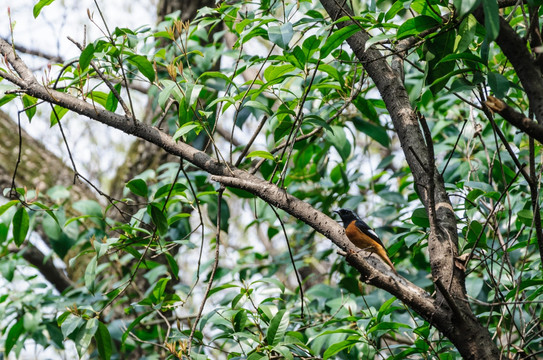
333,208,359,225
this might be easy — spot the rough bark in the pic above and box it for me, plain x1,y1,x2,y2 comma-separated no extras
0,35,451,345
486,96,543,143
317,1,500,359
0,1,507,357
474,8,543,124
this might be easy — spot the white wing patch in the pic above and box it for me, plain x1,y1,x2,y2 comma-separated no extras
366,228,379,239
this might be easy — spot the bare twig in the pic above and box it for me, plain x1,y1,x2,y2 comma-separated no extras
187,185,224,356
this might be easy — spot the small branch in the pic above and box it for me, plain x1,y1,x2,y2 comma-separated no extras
269,205,305,318
485,96,543,144
187,185,224,356
235,115,268,167
419,113,437,228
68,37,133,119
474,9,543,123
0,37,63,63
13,244,74,292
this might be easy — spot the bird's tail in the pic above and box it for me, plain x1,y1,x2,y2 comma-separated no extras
374,247,397,275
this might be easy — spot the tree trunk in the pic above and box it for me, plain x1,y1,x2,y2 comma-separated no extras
318,1,500,358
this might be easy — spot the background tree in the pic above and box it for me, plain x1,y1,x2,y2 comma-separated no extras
1,0,543,359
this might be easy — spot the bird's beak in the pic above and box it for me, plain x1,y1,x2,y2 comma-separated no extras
333,209,340,215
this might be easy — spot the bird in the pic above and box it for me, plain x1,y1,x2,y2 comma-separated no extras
334,209,397,274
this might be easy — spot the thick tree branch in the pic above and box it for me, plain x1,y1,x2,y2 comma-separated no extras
318,1,500,358
485,96,543,144
17,245,73,292
319,0,460,292
474,9,543,123
0,36,450,338
210,174,447,326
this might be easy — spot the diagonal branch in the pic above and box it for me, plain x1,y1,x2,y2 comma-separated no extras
485,96,543,144
474,9,543,123
317,0,500,358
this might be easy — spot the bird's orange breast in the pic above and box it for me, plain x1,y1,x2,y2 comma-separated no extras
345,220,379,251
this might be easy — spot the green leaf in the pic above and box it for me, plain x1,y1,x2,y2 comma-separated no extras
154,183,187,199
33,0,55,18
487,71,510,98
77,318,98,358
233,309,248,332
253,277,286,293
397,15,439,40
453,0,481,18
5,318,24,356
302,35,320,59
149,204,168,235
245,100,272,115
425,30,456,94
150,277,170,303
60,314,84,338
12,207,29,246
173,123,201,141
385,0,406,21
465,220,486,248
483,0,499,41
208,283,239,296
321,24,361,59
266,309,289,346
121,310,153,344
411,208,429,228
437,52,486,66
50,105,69,126
367,321,410,333
352,117,389,147
126,179,148,197
323,339,359,360
268,23,293,49
246,150,274,161
0,94,17,106
127,55,155,82
95,322,112,360
517,209,533,226
164,252,179,279
0,200,18,216
45,321,64,349
85,256,97,293
22,95,37,122
89,91,109,108
326,125,351,161
304,115,333,132
105,83,121,112
73,200,103,218
79,43,95,71
273,345,294,360
455,15,477,53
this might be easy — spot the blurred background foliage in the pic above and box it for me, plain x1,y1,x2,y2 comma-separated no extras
1,0,542,359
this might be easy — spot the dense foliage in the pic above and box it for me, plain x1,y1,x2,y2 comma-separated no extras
1,0,543,359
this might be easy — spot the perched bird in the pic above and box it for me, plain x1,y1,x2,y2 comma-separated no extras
334,209,397,274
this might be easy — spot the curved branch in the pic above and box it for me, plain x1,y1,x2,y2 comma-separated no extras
486,96,543,143
0,36,448,337
16,245,73,292
474,8,543,123
317,1,500,358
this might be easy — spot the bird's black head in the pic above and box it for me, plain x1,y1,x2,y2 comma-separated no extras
333,208,359,228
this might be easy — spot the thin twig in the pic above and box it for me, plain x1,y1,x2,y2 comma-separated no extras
187,185,225,356
269,205,305,319
67,36,133,118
